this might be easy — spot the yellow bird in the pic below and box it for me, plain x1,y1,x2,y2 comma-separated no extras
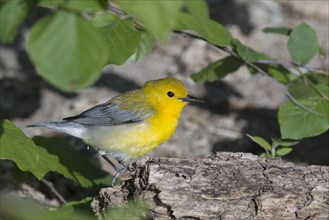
29,77,202,185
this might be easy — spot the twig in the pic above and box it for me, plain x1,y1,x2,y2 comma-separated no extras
108,6,328,79
286,91,326,116
108,5,126,17
41,178,67,204
108,5,144,30
108,5,133,20
256,59,301,76
315,69,329,76
173,30,269,76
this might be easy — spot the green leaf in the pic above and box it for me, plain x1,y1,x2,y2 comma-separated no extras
288,79,315,100
307,73,329,86
116,0,184,42
175,12,232,46
38,0,66,8
62,197,93,213
107,200,148,219
278,91,329,139
316,83,329,96
33,136,111,187
27,10,108,92
259,152,270,159
247,134,272,151
92,11,118,27
46,198,93,219
191,56,243,83
0,0,33,43
246,63,268,75
175,12,200,33
0,120,111,187
262,26,292,36
130,31,155,62
203,19,232,46
0,119,46,179
0,195,93,220
268,64,298,84
93,13,141,65
288,23,319,65
318,46,326,56
232,39,269,62
279,79,329,139
185,0,209,28
62,0,107,12
38,0,107,11
278,140,299,147
276,147,293,156
0,194,47,220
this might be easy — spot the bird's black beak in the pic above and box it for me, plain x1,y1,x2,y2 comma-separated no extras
179,95,204,103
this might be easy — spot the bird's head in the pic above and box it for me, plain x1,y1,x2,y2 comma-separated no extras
143,77,202,114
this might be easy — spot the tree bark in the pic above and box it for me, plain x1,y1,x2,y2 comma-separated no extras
91,152,329,219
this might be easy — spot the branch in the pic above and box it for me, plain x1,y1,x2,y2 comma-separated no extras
256,59,301,76
108,5,328,79
91,153,329,219
174,31,329,79
41,178,67,205
173,30,269,76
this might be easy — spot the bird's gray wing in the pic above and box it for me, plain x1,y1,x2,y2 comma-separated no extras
63,99,154,126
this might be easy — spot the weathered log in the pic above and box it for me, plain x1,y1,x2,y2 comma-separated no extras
91,152,329,219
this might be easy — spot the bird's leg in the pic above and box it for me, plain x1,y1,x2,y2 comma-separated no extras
98,151,128,186
111,158,128,186
117,158,128,171
100,154,119,171
100,154,121,186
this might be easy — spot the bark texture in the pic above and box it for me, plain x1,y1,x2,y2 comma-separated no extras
91,152,329,219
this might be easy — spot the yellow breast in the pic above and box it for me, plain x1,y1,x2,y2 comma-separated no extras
84,111,180,157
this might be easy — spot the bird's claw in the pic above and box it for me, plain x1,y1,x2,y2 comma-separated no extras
111,166,128,186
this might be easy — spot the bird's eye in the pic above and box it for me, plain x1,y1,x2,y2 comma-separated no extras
167,91,175,98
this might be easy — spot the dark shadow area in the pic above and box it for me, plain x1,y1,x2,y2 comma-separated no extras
212,107,279,155
204,80,242,107
95,71,141,93
211,104,329,166
196,80,243,114
286,132,329,166
200,81,280,156
0,6,80,120
0,78,40,119
202,79,328,166
1,4,51,77
41,172,96,202
208,0,254,35
0,159,98,202
33,136,112,190
0,120,111,200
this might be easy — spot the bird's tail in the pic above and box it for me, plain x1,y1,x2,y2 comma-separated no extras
27,121,86,139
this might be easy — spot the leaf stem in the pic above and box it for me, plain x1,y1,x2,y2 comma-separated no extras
286,91,326,116
297,68,329,102
271,139,279,158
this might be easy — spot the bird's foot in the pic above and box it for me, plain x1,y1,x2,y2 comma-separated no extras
111,165,128,186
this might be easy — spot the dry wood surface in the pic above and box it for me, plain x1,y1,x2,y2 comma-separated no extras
91,152,329,220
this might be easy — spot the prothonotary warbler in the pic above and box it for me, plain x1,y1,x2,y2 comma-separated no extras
28,77,203,185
